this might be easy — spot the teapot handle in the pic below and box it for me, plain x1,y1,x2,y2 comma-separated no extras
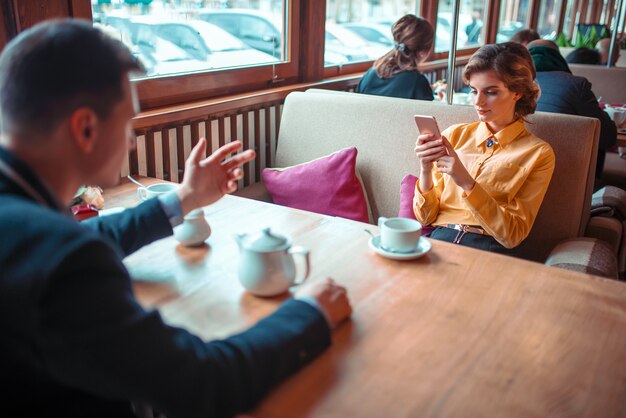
289,246,310,286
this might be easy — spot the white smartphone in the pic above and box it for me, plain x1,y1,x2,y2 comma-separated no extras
414,115,441,140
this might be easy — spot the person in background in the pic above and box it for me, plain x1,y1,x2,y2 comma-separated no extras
527,39,616,180
596,38,621,66
356,14,434,101
0,19,352,418
566,47,601,65
465,10,483,44
509,28,540,46
413,43,555,253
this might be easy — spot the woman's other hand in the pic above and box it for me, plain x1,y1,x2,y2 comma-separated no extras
414,133,447,192
435,136,476,193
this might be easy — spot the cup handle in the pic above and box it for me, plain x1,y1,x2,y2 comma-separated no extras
378,216,388,228
137,187,148,201
289,246,310,286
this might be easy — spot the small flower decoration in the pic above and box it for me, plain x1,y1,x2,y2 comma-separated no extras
71,185,104,210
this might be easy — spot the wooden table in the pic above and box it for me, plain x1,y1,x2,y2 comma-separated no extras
105,177,626,418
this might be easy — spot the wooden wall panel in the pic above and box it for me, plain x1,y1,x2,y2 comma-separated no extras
254,109,262,182
12,0,70,32
160,128,171,182
176,126,185,181
298,0,326,82
243,112,251,186
69,0,92,20
145,131,156,178
0,1,16,50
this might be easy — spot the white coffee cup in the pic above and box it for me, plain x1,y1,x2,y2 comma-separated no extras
377,217,422,253
137,183,179,201
605,106,626,129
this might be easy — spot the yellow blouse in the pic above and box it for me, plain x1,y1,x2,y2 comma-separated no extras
413,120,555,249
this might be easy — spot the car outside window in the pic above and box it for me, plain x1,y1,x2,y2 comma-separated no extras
93,1,285,78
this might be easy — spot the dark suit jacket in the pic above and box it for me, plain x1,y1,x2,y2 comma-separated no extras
535,71,616,150
356,67,434,101
535,71,617,176
0,146,331,418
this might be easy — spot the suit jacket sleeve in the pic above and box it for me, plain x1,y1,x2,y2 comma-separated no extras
38,237,330,418
81,199,172,257
575,78,617,150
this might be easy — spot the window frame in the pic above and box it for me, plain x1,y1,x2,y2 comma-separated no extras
6,0,619,110
93,0,301,110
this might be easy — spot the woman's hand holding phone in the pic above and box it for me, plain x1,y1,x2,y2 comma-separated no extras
413,115,473,193
414,115,447,187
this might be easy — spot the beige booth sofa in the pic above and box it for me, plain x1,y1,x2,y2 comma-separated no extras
237,90,615,274
569,64,626,104
568,64,626,191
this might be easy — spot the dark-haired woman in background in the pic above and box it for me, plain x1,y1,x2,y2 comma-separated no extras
356,14,434,101
413,42,555,253
509,28,540,46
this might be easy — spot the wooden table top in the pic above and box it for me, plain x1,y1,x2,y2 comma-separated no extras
104,177,626,418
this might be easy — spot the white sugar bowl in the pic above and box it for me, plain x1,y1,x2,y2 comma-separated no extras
173,208,211,247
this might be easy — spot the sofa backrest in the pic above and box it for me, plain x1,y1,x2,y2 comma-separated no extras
276,90,599,261
569,64,626,103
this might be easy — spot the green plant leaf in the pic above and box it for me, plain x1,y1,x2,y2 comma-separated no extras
574,30,585,48
556,32,571,47
586,25,599,48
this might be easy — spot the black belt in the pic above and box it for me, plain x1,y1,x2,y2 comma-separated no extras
446,224,489,235
445,224,490,244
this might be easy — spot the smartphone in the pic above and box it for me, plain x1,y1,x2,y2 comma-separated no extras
414,115,441,140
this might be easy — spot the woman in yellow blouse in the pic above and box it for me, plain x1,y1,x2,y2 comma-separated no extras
413,42,555,253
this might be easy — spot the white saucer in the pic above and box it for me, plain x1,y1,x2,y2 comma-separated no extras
368,235,432,260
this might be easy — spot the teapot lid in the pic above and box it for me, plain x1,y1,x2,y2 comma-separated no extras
241,228,290,251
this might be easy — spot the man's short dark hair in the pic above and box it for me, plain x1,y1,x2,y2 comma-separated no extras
566,47,601,65
0,19,143,138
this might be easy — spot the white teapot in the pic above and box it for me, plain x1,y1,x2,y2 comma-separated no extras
234,228,310,297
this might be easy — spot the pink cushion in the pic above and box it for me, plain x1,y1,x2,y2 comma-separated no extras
399,174,419,218
262,147,369,223
398,174,434,235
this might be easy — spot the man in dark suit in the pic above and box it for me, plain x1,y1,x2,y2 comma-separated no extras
0,20,352,418
527,39,617,179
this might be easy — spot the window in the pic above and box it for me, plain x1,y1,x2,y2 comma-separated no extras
91,0,296,108
561,0,575,37
92,0,286,78
496,0,530,42
435,0,487,53
537,0,562,38
324,0,420,66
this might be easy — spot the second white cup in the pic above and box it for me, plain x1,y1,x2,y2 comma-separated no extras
378,217,422,253
605,106,626,129
137,183,179,201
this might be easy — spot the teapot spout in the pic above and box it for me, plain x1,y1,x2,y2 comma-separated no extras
234,233,246,250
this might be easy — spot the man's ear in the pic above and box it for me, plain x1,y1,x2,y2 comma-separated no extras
70,108,98,154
